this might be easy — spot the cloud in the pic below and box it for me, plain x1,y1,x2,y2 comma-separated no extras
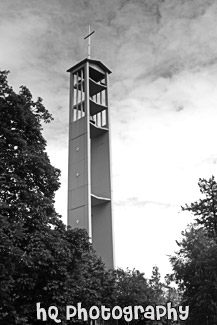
116,197,176,208
107,0,217,95
0,12,48,69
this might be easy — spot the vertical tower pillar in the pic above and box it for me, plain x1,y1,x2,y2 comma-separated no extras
67,58,114,269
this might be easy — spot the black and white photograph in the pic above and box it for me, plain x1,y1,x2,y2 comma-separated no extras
1,1,217,324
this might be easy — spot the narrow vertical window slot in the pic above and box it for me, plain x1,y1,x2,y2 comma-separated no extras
76,72,79,121
81,69,84,117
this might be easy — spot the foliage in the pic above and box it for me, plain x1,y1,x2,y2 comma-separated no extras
182,176,217,237
164,273,181,307
113,268,152,308
0,70,114,324
170,176,217,324
148,266,165,304
111,267,180,324
0,70,60,227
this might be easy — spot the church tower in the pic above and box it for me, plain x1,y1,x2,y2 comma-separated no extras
67,57,114,269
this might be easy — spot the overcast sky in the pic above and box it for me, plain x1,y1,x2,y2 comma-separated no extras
1,0,217,278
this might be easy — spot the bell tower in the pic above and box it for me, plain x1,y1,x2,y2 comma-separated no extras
67,58,114,269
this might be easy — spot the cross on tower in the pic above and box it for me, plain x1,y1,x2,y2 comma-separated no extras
84,26,95,59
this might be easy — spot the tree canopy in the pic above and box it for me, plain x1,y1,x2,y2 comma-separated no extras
0,70,114,324
170,176,217,325
0,70,60,227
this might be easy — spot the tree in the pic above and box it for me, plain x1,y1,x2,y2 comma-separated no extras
113,268,152,308
0,70,115,325
171,225,217,324
111,267,181,324
0,69,62,324
163,273,181,307
170,176,217,325
148,266,165,305
182,176,217,237
109,268,151,324
0,70,60,227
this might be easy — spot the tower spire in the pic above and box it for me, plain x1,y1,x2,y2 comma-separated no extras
84,25,95,59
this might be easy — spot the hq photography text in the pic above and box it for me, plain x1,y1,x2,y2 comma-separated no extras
36,302,189,323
